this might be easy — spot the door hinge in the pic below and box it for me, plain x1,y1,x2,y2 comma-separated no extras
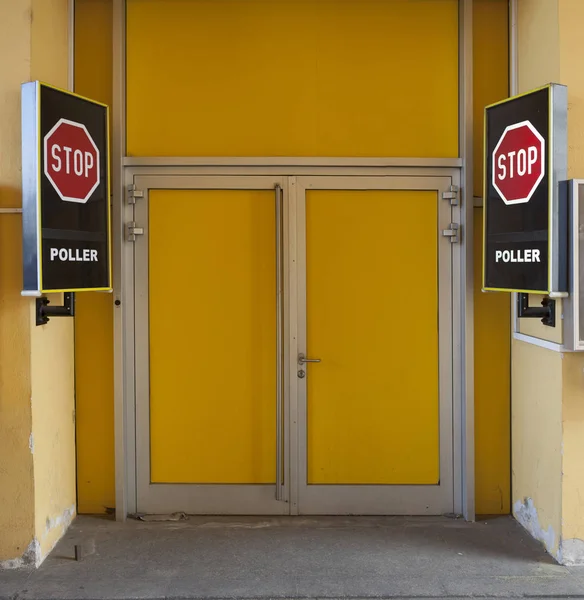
127,221,144,242
442,223,460,243
442,185,459,206
127,184,144,205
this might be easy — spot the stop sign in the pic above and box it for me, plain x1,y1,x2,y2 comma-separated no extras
43,118,100,204
492,120,545,205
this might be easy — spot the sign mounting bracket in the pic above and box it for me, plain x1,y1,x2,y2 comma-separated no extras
36,293,76,326
516,293,555,327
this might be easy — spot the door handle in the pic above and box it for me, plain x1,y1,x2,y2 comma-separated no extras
298,354,321,364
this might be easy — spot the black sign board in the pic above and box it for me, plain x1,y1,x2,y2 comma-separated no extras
21,81,111,294
483,84,568,294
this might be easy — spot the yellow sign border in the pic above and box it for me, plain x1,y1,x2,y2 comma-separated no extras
482,84,553,294
36,81,113,294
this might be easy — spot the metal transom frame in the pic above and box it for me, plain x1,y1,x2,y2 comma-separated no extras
130,172,457,516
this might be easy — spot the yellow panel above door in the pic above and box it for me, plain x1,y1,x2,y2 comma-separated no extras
305,189,440,485
148,189,276,484
126,0,458,158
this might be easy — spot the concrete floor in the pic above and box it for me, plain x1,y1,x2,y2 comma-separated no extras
1,515,584,600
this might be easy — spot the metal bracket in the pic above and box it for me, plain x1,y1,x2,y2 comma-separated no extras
442,185,459,206
442,223,460,243
127,221,144,242
517,293,556,327
126,184,144,205
36,293,75,326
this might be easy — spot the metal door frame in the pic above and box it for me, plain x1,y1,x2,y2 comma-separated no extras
292,175,457,515
112,0,475,524
122,166,463,516
132,174,291,515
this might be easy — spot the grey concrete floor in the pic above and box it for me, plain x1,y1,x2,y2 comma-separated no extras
1,515,584,600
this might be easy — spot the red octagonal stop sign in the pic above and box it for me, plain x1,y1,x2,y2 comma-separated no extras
43,118,100,204
492,120,545,205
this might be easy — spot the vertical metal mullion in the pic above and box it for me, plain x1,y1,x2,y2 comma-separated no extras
113,0,134,520
458,0,475,521
275,184,284,501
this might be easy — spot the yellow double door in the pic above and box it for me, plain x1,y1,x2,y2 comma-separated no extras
134,173,455,515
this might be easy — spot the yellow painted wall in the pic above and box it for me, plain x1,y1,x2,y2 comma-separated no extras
30,0,77,563
517,0,560,93
472,0,510,515
512,341,562,555
512,0,581,562
74,0,115,515
126,0,459,158
0,0,35,564
558,0,584,561
561,354,584,549
30,321,76,558
516,0,562,343
0,0,74,566
513,0,562,554
511,0,584,565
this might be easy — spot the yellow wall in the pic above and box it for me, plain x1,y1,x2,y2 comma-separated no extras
561,354,584,553
0,0,35,565
512,341,563,555
0,0,74,566
516,0,561,343
30,0,76,564
512,0,562,557
126,0,459,158
558,0,584,563
473,0,509,199
517,0,560,93
472,0,510,515
30,320,76,558
74,0,116,515
513,0,584,564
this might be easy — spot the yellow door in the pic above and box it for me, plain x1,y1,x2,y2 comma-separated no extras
295,176,454,514
134,176,289,514
133,174,454,516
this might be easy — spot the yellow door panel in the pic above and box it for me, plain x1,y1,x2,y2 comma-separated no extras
126,0,458,158
306,190,439,485
149,189,276,484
